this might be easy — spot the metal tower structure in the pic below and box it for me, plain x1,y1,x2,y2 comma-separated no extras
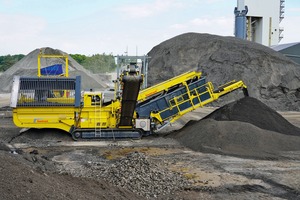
234,0,248,39
115,55,150,89
234,0,285,46
279,0,285,42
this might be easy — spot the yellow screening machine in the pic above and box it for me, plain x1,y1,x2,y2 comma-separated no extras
11,62,248,140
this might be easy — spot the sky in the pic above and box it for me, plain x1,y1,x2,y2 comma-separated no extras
0,0,299,56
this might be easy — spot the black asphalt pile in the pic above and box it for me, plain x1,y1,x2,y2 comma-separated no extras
98,152,190,199
173,97,300,159
148,32,300,111
204,97,300,136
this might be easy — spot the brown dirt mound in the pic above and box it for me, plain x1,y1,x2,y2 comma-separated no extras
0,151,142,200
204,97,300,136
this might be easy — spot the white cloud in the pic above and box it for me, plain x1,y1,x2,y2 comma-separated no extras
169,23,187,29
280,16,300,43
190,18,211,26
1,0,14,6
0,13,46,41
0,13,47,55
117,0,183,18
169,16,234,36
205,0,226,3
287,7,300,12
190,16,232,27
192,0,228,4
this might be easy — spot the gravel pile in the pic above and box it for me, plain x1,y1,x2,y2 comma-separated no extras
99,152,190,199
204,97,300,136
54,151,190,199
172,97,300,159
174,119,300,159
147,32,300,111
0,47,108,93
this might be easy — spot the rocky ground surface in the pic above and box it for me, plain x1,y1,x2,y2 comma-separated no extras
1,100,300,199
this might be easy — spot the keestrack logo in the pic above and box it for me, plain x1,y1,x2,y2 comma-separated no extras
33,118,48,123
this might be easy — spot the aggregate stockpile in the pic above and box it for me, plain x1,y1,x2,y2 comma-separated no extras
173,97,300,159
148,33,300,111
0,47,108,93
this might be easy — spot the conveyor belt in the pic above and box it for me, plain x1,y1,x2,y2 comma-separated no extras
119,74,143,126
135,77,209,122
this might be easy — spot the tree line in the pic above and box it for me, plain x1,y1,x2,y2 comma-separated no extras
0,53,116,73
0,54,25,72
70,53,116,73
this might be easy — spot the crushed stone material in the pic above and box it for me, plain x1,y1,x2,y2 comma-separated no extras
147,32,300,111
172,97,300,159
204,97,300,136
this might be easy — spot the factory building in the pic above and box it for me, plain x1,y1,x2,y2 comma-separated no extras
235,0,285,46
272,43,300,65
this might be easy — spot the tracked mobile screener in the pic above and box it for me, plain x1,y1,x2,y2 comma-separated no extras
10,65,248,140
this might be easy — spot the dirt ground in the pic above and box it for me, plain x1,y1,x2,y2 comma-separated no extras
1,107,300,199
0,93,10,108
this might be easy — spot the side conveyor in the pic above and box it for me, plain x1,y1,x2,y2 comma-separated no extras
135,76,248,126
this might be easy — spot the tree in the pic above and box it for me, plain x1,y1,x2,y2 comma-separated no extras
0,54,25,72
70,53,116,73
69,54,86,64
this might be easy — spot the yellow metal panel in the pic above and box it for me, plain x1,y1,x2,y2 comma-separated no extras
37,52,69,77
78,97,120,129
13,107,77,132
149,79,247,125
47,97,75,104
138,71,202,102
212,80,247,99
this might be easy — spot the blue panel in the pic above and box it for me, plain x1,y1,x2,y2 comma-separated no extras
192,98,200,105
41,64,63,75
136,77,209,120
197,85,207,94
188,78,206,91
235,16,247,39
160,107,179,120
178,101,192,111
157,98,168,110
200,92,211,102
234,6,248,40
